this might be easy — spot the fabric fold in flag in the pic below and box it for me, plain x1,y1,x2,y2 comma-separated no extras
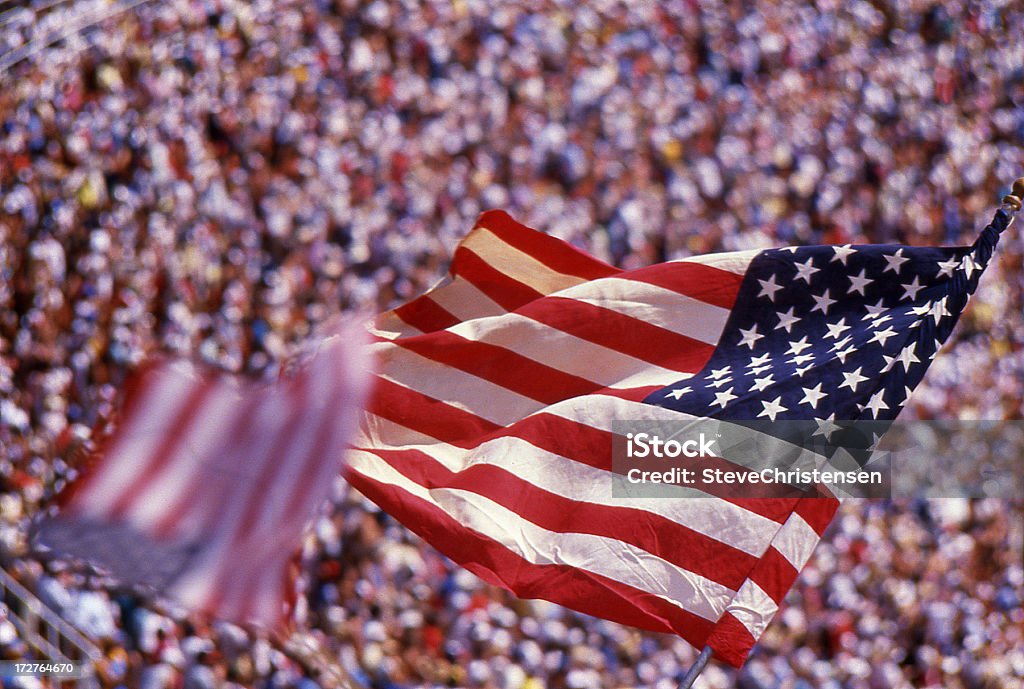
34,325,372,628
350,209,1011,667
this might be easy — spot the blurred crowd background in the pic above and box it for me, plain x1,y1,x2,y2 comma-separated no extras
1,0,1023,687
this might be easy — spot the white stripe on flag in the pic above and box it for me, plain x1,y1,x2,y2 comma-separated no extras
428,275,508,323
377,348,544,425
75,366,202,516
676,249,762,276
347,453,737,622
554,277,732,346
724,580,779,639
769,513,821,570
443,312,688,388
351,427,780,557
123,384,242,530
461,228,591,294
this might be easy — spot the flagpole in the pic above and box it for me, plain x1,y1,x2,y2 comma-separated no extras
678,646,713,689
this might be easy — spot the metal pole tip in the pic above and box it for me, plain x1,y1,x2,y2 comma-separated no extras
1001,177,1024,212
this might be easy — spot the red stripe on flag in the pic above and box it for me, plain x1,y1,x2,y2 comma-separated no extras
363,447,757,590
366,382,804,526
519,297,717,373
480,410,801,524
747,546,800,605
450,246,546,310
151,389,264,540
475,210,620,281
397,331,599,404
392,297,460,334
347,469,718,649
107,377,215,521
793,497,840,536
623,261,745,310
365,397,799,534
495,412,616,468
367,377,502,445
281,388,347,520
704,611,758,668
57,359,166,512
220,375,311,548
216,376,335,622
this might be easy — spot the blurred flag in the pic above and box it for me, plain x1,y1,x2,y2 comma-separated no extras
349,209,1010,666
34,327,372,627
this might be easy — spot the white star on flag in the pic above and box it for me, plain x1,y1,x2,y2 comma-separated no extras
799,383,827,409
846,268,872,296
901,276,924,301
713,387,737,408
868,326,898,346
864,299,887,317
786,336,812,356
864,389,889,418
666,386,692,400
793,257,819,283
895,343,920,371
930,297,950,324
910,302,932,317
757,396,788,421
883,249,908,274
839,366,869,392
936,256,959,278
830,244,856,265
830,335,853,352
747,352,771,368
834,344,857,364
825,318,851,339
811,289,836,315
813,414,841,439
738,325,763,349
758,275,783,300
961,254,980,278
774,307,801,333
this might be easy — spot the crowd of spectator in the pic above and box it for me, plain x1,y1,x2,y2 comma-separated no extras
1,0,1022,687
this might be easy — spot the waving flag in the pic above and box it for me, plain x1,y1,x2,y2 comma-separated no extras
349,208,1011,667
35,328,372,627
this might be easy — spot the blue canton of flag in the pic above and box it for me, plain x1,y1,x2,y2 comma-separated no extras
647,209,1011,432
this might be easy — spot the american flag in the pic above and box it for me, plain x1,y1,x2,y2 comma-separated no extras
34,329,372,627
349,209,1010,667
